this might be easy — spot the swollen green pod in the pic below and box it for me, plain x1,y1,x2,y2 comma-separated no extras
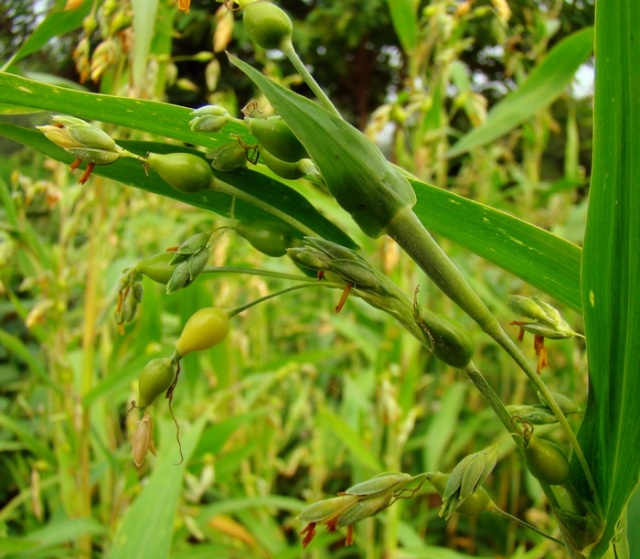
136,252,176,284
242,1,293,50
416,310,475,368
137,357,176,408
259,147,305,179
235,220,294,257
147,152,213,193
175,307,231,357
522,434,570,486
247,116,308,162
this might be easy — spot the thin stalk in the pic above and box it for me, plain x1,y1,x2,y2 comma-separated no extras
212,179,320,238
386,208,601,514
202,265,321,282
281,41,343,119
491,506,565,546
227,281,343,318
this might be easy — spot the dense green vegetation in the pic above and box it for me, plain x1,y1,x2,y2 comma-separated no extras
1,0,638,558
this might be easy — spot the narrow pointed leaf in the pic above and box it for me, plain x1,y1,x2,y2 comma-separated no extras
577,0,640,556
447,27,594,158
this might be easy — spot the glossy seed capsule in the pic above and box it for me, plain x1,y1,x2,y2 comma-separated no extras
523,435,570,485
175,307,231,357
235,220,293,257
147,152,213,193
136,252,176,284
247,116,308,163
242,1,293,50
417,310,475,369
137,357,176,408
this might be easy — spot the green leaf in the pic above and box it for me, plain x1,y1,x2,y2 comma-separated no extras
109,417,206,559
388,0,418,53
227,55,582,310
577,0,640,556
447,27,594,158
2,1,92,71
0,124,355,249
318,408,382,472
410,177,582,312
131,0,159,90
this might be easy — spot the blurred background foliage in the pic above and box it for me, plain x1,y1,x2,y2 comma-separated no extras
0,0,593,557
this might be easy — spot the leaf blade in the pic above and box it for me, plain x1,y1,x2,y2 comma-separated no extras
577,0,640,555
447,27,594,157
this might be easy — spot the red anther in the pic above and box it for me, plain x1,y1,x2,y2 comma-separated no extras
300,522,316,549
78,162,96,184
335,283,353,313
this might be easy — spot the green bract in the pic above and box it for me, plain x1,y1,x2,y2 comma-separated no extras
242,1,293,51
147,152,213,193
247,116,307,163
137,357,176,408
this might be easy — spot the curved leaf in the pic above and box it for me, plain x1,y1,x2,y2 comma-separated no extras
447,27,594,158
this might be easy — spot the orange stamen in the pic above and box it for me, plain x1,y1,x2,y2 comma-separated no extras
78,162,95,184
345,525,354,546
335,283,353,313
534,335,547,373
300,523,316,549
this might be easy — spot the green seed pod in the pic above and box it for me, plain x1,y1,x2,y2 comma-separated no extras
297,494,359,524
208,142,247,171
303,237,368,266
427,472,493,519
187,247,210,280
175,307,231,357
166,261,191,294
522,435,570,485
286,246,332,272
242,1,293,50
344,472,412,498
67,147,120,165
335,491,393,528
416,310,475,369
137,357,176,408
259,147,305,179
328,259,381,291
189,106,230,133
136,252,176,285
508,294,549,322
147,152,213,193
235,220,293,257
170,232,212,262
538,392,581,415
247,116,307,162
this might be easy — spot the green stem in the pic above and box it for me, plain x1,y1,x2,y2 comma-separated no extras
464,363,516,435
491,506,565,546
386,208,601,515
211,178,319,238
281,40,343,119
226,281,342,318
202,265,321,283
